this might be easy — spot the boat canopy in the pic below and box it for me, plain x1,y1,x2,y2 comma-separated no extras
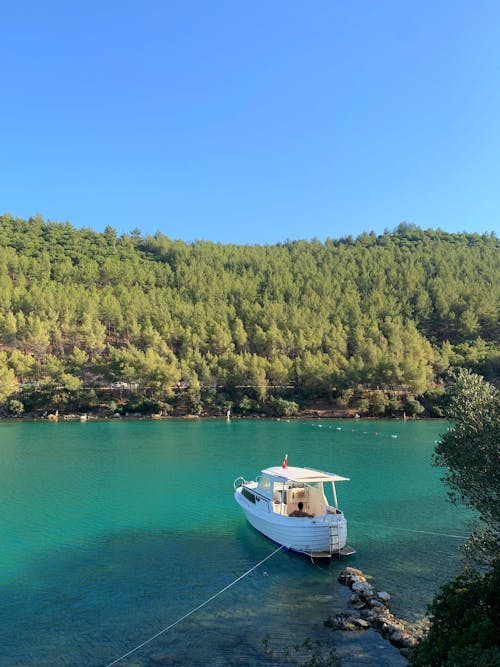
261,466,349,484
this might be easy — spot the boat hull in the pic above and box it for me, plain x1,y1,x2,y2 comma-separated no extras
235,488,347,557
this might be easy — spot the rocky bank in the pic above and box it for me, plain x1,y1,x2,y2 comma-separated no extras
325,567,429,660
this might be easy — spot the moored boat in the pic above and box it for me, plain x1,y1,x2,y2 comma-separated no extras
234,458,355,558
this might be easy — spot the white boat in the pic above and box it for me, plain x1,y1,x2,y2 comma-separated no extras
234,460,355,558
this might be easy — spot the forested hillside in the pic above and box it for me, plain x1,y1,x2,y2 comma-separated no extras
0,214,498,417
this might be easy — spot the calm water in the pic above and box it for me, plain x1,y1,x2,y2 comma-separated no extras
0,419,471,666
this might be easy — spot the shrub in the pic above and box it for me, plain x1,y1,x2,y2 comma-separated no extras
353,396,369,415
410,563,500,667
8,399,24,416
404,395,425,416
335,388,354,409
369,391,388,416
267,397,299,417
238,395,257,414
423,387,447,417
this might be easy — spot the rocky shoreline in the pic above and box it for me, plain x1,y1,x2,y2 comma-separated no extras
325,567,428,660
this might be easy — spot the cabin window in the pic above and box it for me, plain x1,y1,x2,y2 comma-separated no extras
257,474,272,496
242,488,256,504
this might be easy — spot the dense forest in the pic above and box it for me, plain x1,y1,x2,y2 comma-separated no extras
0,214,498,418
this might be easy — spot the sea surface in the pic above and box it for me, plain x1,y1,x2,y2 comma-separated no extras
0,419,472,666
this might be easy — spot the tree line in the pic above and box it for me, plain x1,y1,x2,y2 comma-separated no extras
0,214,498,416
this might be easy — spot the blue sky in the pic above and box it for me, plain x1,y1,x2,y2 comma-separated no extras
2,1,499,244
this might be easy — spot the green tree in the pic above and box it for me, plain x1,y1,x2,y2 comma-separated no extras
25,314,50,362
369,390,388,416
8,350,36,380
67,346,89,373
434,369,499,564
246,354,268,402
0,311,17,343
410,565,500,667
0,354,18,403
410,371,500,666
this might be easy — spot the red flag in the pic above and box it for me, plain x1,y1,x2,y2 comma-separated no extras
282,454,288,468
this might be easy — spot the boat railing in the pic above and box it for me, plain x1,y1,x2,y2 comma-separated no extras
233,476,247,490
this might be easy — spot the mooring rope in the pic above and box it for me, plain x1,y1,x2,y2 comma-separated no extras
350,519,467,540
104,544,284,667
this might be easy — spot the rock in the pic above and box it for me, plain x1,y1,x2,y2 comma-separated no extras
377,591,391,604
368,598,386,609
370,607,391,625
325,612,372,632
351,581,374,597
325,613,362,631
389,629,403,645
401,635,419,649
338,567,365,585
386,622,404,635
400,648,413,659
330,566,423,660
350,593,366,609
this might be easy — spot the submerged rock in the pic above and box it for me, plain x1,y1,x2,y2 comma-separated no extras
324,613,369,632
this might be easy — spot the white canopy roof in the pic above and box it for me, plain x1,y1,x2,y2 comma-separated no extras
261,466,349,483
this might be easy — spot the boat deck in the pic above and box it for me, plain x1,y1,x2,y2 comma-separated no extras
306,545,356,559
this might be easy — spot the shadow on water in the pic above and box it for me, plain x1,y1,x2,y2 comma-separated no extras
0,526,407,667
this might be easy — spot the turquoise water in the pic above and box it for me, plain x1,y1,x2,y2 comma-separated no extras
0,419,471,666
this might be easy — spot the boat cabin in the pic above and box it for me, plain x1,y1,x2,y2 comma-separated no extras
255,466,349,518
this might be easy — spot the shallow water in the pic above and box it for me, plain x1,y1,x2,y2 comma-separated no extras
0,419,471,665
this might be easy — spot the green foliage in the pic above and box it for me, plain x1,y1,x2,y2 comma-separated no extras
353,395,370,415
434,370,500,564
335,388,354,409
237,395,257,415
266,396,299,417
122,396,165,415
0,216,498,415
412,371,500,667
386,393,402,415
410,564,500,667
368,390,389,416
422,387,447,417
7,399,24,416
404,395,425,416
0,353,18,403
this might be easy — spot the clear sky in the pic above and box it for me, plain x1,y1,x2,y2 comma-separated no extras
2,1,499,244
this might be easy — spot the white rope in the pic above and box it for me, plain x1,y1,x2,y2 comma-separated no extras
350,519,467,540
104,544,284,667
